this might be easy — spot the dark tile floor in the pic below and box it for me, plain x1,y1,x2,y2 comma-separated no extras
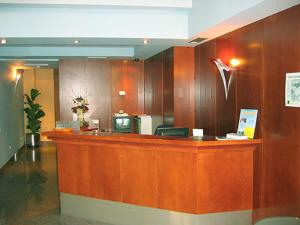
0,145,107,225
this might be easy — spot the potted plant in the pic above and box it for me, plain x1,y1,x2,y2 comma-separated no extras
24,89,45,147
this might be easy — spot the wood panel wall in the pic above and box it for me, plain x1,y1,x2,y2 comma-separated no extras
195,4,300,222
259,5,300,220
111,60,144,115
174,47,195,131
144,47,195,131
162,48,174,125
195,41,216,135
144,53,163,116
59,59,144,129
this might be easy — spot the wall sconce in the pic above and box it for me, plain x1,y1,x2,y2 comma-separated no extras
14,69,24,89
212,58,239,100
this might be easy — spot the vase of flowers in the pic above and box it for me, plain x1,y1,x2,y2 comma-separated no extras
71,96,89,128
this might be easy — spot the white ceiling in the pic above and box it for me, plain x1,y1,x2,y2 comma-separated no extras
0,0,299,67
0,0,192,8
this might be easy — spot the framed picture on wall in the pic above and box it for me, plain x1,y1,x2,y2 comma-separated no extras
285,72,300,107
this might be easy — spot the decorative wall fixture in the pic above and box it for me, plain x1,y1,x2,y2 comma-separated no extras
14,69,24,89
212,59,238,100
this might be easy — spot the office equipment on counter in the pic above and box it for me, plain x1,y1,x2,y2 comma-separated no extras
226,133,248,140
56,121,80,131
134,115,163,135
155,127,189,137
112,116,132,133
87,119,100,130
193,129,204,137
134,115,152,135
154,124,171,135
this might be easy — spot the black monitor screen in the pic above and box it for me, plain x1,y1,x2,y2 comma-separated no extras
155,127,189,137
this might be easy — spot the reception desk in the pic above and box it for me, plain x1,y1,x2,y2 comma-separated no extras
44,131,261,225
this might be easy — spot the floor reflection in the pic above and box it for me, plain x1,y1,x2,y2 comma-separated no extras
0,145,108,225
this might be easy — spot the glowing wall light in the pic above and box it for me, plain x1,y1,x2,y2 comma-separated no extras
13,68,24,89
229,58,240,68
212,58,238,100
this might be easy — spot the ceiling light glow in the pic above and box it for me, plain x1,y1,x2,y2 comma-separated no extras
74,40,80,44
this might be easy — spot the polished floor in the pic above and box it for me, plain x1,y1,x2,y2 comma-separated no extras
0,145,108,225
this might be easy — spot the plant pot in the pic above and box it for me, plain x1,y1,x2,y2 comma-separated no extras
26,133,40,148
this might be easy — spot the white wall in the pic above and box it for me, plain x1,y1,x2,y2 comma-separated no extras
0,63,24,168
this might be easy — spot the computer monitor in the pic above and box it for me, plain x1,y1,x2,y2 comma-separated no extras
155,127,189,137
112,116,132,133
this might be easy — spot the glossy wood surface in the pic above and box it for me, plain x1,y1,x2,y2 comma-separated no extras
259,5,300,220
195,4,300,222
59,59,144,129
173,47,195,133
215,33,238,136
195,41,217,135
111,60,144,115
197,148,253,213
162,48,174,125
45,131,259,214
59,59,112,129
144,47,195,129
144,53,163,116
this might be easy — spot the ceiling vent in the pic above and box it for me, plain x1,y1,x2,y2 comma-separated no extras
189,37,207,44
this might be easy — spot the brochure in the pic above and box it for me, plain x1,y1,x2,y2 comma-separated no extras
237,109,258,139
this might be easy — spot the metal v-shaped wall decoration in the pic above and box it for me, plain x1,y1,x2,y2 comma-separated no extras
212,59,235,100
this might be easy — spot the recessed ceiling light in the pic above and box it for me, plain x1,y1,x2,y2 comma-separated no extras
24,63,49,67
73,40,80,44
87,56,107,59
144,39,149,45
1,39,7,44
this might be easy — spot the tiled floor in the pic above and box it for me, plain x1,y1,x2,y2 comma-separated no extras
0,145,107,225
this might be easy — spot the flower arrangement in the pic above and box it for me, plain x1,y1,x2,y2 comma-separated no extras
71,96,89,114
71,96,89,128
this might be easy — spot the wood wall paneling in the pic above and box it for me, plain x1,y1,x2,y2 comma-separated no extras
59,59,144,129
111,60,144,115
144,59,153,115
215,33,238,136
195,41,217,136
59,59,112,129
260,5,300,219
235,21,264,139
162,48,175,125
195,4,300,222
173,47,195,132
144,53,163,116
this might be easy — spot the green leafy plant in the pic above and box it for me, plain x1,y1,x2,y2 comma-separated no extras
24,89,45,134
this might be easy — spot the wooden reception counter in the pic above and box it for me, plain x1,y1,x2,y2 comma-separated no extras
44,131,260,216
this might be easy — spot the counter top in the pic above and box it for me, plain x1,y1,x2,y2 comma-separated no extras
43,131,261,148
